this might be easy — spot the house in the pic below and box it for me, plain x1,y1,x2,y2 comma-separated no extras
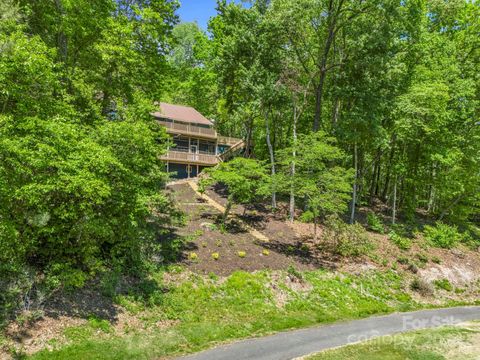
152,102,244,179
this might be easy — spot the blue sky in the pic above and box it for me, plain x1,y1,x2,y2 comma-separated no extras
177,0,249,30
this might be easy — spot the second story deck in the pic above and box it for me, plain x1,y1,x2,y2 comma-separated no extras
157,119,217,140
154,102,245,166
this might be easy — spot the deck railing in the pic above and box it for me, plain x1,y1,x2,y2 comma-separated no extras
217,135,243,146
158,120,217,139
160,150,219,165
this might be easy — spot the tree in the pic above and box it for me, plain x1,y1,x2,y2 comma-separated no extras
0,0,181,320
199,158,270,224
190,0,478,233
276,132,353,238
163,22,218,116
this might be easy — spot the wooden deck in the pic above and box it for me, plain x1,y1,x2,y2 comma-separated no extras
217,135,243,146
161,150,219,165
158,120,217,139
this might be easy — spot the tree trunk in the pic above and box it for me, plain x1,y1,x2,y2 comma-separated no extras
427,164,436,214
381,134,396,201
265,110,276,209
332,97,341,126
55,0,68,64
375,159,381,196
244,116,254,158
313,74,326,131
392,175,397,224
369,148,381,206
223,199,233,225
350,142,358,224
313,7,337,132
289,104,298,222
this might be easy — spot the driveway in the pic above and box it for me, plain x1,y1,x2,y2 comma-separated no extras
177,306,480,360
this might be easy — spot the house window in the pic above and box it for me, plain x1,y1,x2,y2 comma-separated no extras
199,139,216,155
172,136,189,152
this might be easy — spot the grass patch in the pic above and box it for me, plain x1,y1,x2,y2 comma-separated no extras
28,269,423,360
307,323,480,360
63,316,113,342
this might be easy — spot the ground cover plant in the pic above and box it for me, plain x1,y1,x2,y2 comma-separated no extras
23,269,422,359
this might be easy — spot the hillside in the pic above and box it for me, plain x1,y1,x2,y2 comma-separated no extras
2,182,479,359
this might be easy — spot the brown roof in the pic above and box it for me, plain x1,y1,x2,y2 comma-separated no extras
152,102,213,126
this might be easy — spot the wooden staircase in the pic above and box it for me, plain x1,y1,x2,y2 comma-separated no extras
217,139,245,162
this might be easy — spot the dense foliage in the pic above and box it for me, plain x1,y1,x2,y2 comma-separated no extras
199,157,271,223
1,0,479,328
165,0,479,230
0,0,180,322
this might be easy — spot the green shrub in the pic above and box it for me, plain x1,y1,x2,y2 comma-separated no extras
389,231,412,250
262,249,270,256
323,215,373,257
208,272,218,281
416,253,428,264
460,230,480,250
367,212,384,233
299,210,315,223
237,251,246,258
287,265,303,280
188,252,198,261
390,223,409,237
0,115,183,284
433,279,453,292
161,236,188,263
431,256,442,264
423,222,462,249
286,245,295,254
211,252,220,260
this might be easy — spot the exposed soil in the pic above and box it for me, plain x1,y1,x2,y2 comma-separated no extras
168,182,480,286
166,183,480,287
168,183,318,275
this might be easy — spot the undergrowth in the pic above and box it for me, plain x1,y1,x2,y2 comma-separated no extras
30,269,418,360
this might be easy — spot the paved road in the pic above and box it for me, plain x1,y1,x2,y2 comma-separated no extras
177,306,480,360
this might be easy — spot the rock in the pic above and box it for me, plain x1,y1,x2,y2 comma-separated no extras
451,248,466,259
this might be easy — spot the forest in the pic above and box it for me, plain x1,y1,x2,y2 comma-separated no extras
0,0,479,330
